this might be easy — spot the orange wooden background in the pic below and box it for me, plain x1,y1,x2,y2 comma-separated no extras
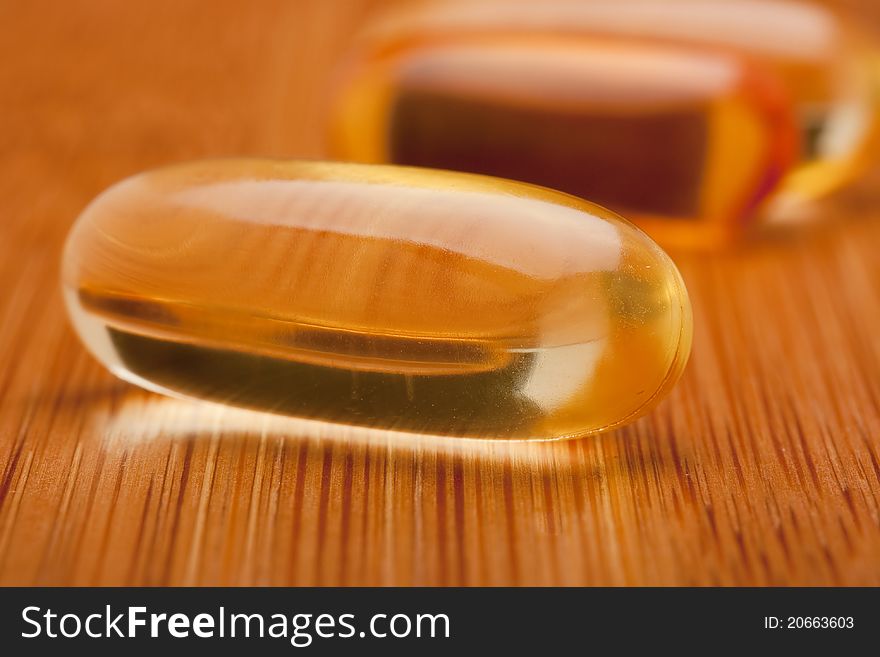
1,0,879,585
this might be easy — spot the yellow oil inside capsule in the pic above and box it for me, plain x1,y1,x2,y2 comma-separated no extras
62,160,692,440
328,0,879,245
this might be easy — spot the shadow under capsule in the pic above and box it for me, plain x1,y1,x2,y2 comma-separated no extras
85,388,681,480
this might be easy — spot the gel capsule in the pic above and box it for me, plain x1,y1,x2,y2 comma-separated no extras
62,160,692,440
328,0,879,245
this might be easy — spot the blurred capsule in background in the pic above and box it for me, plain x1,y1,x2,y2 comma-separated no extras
328,0,880,248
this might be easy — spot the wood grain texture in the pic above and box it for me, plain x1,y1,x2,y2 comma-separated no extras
1,0,879,586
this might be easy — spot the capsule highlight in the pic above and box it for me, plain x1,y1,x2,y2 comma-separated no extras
62,160,692,440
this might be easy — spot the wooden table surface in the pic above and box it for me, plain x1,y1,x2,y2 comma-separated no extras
1,0,879,586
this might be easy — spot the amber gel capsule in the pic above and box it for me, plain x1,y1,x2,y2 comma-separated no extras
62,160,692,440
328,0,880,244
